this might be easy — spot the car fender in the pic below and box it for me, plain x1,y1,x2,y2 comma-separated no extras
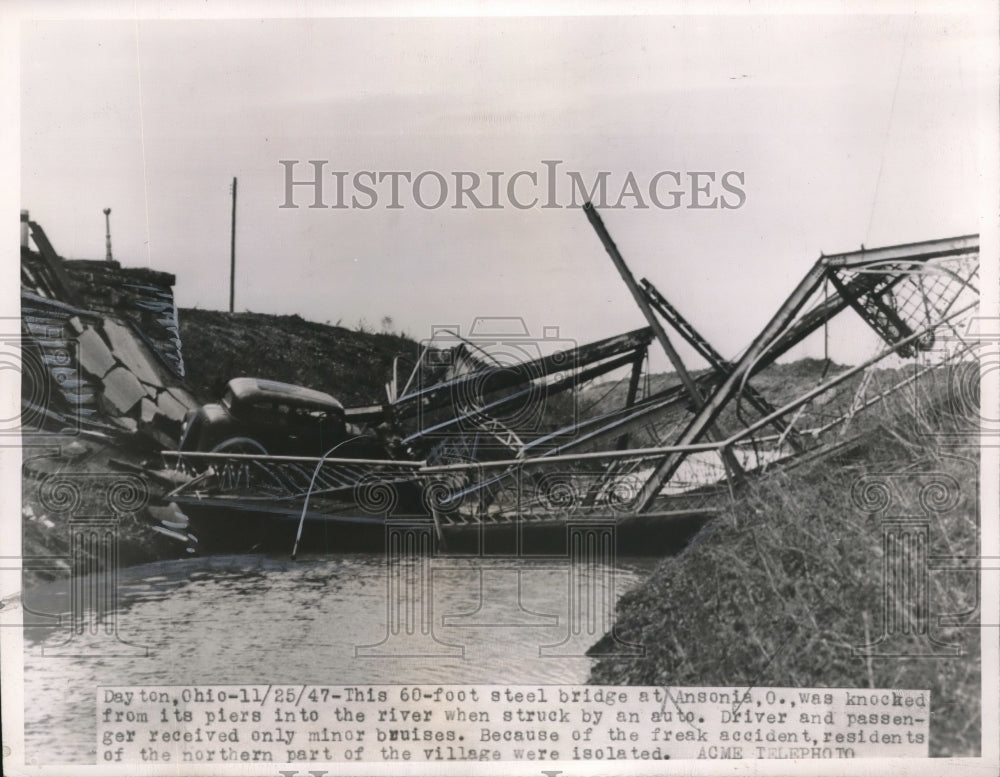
188,403,238,451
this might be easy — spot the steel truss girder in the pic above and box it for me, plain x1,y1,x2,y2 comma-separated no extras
391,326,655,421
632,232,979,511
640,277,805,452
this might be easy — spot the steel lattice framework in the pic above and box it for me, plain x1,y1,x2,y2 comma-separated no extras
162,210,979,537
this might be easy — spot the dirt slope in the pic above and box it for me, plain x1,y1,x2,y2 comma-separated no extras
178,309,419,406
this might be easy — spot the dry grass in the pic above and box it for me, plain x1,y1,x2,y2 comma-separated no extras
590,382,982,757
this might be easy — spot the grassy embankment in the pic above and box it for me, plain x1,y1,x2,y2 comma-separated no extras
178,308,418,404
589,374,981,757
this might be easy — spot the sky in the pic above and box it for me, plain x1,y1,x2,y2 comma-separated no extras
12,3,997,372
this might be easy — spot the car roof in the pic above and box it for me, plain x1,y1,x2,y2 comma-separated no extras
226,377,344,411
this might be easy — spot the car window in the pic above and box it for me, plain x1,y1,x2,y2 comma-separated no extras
287,407,312,427
250,401,274,418
227,393,345,432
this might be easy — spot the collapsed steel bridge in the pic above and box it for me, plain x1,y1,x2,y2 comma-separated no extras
163,206,980,537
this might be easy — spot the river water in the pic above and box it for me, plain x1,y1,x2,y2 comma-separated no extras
18,552,657,764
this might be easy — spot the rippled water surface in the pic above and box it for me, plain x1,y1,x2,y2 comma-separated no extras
20,553,656,763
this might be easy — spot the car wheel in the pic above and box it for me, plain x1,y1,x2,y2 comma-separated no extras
210,437,269,455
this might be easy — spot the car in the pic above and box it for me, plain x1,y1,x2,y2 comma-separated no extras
178,377,384,457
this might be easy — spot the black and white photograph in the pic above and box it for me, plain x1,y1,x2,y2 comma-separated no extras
2,1,998,775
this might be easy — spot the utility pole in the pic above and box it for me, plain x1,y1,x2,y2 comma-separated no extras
103,208,113,261
229,177,237,313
